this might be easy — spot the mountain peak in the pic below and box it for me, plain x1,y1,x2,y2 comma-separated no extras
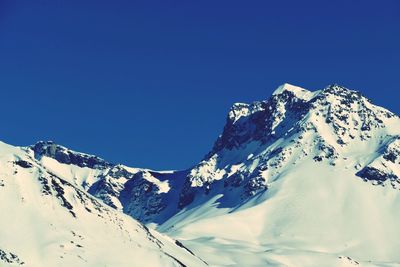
272,83,315,100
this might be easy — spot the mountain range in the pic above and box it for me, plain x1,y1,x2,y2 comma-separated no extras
2,83,400,266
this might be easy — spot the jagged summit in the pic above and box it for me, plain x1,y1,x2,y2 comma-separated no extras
272,82,304,94
229,83,313,122
272,82,316,100
227,83,366,127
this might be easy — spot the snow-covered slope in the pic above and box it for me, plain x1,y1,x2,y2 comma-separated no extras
13,83,400,266
30,141,187,224
0,141,206,267
155,84,400,266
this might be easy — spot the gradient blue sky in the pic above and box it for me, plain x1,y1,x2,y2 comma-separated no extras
0,0,399,170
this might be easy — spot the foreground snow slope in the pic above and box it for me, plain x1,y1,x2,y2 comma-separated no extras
161,160,400,266
0,142,206,267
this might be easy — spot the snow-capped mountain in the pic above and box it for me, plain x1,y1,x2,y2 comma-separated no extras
30,140,186,224
176,83,400,209
0,142,206,267
5,83,400,266
156,84,400,266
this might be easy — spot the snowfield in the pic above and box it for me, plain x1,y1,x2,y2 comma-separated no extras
0,142,206,267
161,161,400,266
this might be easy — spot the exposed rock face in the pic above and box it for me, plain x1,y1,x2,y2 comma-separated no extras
119,170,167,222
88,165,136,210
85,165,174,223
0,249,24,266
31,141,111,169
211,88,311,153
357,137,400,188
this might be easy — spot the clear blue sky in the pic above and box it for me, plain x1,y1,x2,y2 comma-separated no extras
0,0,399,170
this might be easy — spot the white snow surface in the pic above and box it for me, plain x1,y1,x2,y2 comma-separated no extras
160,160,400,266
0,141,206,267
